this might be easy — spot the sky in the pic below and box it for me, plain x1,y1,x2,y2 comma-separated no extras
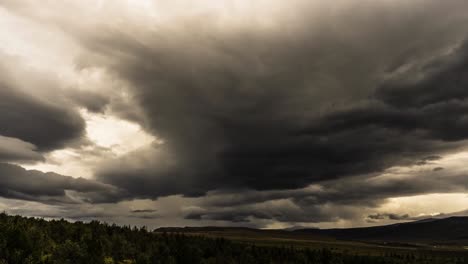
1,0,468,229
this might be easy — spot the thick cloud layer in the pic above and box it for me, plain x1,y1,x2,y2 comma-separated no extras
1,0,468,227
0,163,120,204
0,87,85,151
87,0,468,199
181,162,468,225
0,136,43,163
0,54,85,152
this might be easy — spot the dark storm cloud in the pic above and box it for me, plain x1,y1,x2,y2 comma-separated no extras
4,0,468,226
309,170,468,207
185,209,351,225
185,196,362,225
0,135,43,163
131,209,157,213
183,166,468,225
367,213,410,221
0,163,120,204
66,89,110,113
0,86,85,151
0,55,86,151
86,0,468,201
376,41,468,110
185,210,272,223
415,156,442,166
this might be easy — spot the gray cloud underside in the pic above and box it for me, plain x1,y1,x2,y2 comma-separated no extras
2,1,468,226
0,135,43,163
0,163,121,204
82,0,468,199
0,54,86,153
0,85,85,152
182,164,468,224
366,213,410,223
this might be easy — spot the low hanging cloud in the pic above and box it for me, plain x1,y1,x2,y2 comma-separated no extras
1,0,468,227
0,163,121,204
181,164,468,226
85,0,468,200
367,213,410,221
0,86,85,151
0,136,43,163
0,54,86,152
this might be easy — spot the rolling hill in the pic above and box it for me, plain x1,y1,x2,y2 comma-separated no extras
157,217,468,246
296,217,468,245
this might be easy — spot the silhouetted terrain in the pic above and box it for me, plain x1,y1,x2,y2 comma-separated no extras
296,217,468,245
158,217,468,246
3,213,468,263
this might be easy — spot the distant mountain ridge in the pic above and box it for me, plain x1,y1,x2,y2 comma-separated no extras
156,217,468,245
295,216,468,244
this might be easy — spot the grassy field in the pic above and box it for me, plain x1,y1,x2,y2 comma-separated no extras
156,228,468,259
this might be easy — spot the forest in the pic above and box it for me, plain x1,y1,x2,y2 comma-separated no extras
0,213,467,264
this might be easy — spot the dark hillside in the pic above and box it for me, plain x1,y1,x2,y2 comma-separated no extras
1,214,468,263
297,217,468,244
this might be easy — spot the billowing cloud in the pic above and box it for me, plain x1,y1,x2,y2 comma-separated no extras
0,136,43,162
367,213,410,221
0,163,120,204
0,53,85,151
84,0,468,200
0,85,85,151
1,0,468,227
